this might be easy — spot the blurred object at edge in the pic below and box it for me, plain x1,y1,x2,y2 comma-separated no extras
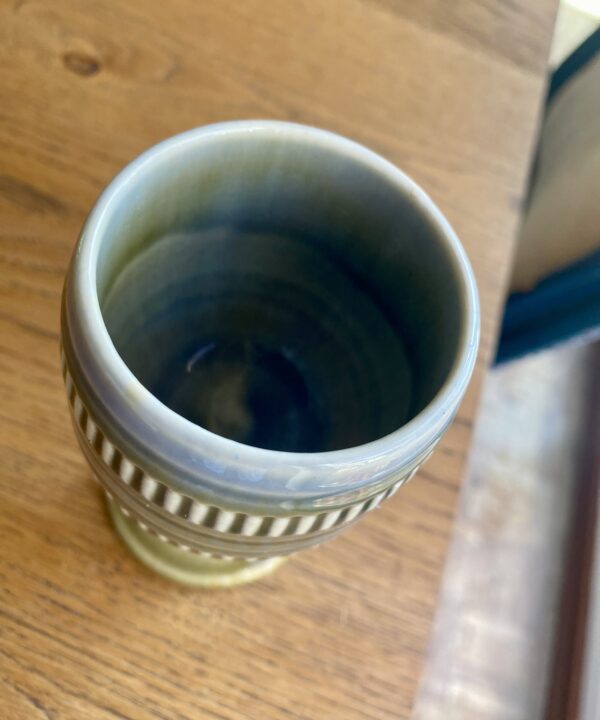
497,25,600,364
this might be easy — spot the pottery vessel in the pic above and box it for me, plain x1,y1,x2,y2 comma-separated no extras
61,121,479,586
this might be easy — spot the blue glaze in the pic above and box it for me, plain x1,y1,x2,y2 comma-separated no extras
64,121,479,513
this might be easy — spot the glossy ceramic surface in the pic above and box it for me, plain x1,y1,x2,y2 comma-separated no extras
61,121,479,584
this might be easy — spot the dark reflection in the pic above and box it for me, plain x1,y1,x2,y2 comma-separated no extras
102,229,413,452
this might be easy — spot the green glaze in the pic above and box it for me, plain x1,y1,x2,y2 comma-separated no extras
61,122,480,586
108,501,286,587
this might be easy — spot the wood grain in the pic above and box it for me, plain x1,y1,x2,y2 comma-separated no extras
545,344,600,720
415,342,599,719
0,1,556,718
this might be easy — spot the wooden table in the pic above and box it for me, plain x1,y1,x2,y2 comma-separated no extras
0,2,556,718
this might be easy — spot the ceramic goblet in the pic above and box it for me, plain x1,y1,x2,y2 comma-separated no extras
61,121,479,587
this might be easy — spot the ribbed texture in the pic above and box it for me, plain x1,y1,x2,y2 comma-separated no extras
62,349,426,555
